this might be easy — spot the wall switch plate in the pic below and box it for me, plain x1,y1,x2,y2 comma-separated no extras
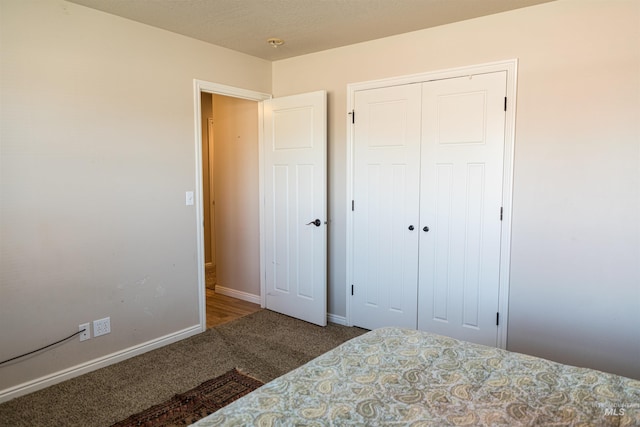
93,317,111,337
79,323,90,341
186,191,194,206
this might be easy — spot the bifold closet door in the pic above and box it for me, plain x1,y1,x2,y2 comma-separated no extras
351,83,422,330
417,72,507,346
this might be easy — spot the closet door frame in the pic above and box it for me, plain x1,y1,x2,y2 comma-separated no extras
345,59,518,349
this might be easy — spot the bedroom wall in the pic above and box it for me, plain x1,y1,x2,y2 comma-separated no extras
0,0,270,398
272,0,640,379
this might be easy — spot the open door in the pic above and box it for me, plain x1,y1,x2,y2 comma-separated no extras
263,91,327,326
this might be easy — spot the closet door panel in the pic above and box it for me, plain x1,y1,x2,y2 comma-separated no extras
418,72,507,346
352,84,422,330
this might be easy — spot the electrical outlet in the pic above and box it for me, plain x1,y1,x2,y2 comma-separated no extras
79,323,90,342
93,317,111,337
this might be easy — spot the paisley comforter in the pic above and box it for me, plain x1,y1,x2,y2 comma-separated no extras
192,327,640,426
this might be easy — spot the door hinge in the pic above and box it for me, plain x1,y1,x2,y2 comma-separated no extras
349,110,355,124
504,97,507,112
352,200,355,211
351,284,354,296
496,312,500,326
500,207,503,221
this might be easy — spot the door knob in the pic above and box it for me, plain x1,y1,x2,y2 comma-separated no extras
306,219,322,227
408,225,415,231
423,226,430,232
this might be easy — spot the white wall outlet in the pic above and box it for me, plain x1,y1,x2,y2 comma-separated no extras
93,317,111,337
79,323,90,341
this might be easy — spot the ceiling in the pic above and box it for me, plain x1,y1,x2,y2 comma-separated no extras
67,0,554,61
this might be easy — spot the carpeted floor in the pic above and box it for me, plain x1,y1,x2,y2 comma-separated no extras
0,310,366,427
112,368,263,426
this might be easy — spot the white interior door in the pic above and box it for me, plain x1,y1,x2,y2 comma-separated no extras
418,72,507,346
351,84,422,329
263,91,327,326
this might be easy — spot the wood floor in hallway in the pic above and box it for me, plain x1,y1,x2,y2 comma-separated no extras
206,288,262,328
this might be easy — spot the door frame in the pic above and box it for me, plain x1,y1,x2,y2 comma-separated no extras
345,60,518,348
193,79,271,331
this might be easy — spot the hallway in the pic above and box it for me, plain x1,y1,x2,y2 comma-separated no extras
205,289,261,328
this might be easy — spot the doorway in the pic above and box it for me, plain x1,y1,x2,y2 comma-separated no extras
201,95,216,291
194,81,329,329
195,82,271,329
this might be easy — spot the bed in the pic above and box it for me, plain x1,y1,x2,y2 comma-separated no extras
192,327,640,426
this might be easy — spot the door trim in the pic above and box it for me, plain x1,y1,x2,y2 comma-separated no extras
192,80,271,331
345,60,518,349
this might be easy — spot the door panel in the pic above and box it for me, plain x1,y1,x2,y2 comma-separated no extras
418,72,507,346
264,91,327,326
351,84,422,330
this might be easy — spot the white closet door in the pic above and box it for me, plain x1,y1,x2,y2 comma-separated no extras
351,83,422,330
418,72,507,346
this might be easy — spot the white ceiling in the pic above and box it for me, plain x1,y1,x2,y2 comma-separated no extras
67,0,554,61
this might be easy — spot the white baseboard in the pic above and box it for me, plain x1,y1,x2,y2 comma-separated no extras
0,324,202,404
1,308,352,403
214,286,261,305
327,313,347,325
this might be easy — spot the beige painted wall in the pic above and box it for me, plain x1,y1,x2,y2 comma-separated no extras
272,0,640,379
211,95,260,296
0,0,270,395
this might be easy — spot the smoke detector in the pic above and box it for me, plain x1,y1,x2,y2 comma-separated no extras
267,38,285,48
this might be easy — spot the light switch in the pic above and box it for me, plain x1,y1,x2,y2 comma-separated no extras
186,191,194,206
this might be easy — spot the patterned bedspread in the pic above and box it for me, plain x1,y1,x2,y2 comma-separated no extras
193,327,640,426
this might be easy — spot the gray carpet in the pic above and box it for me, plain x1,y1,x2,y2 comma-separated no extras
0,310,366,427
